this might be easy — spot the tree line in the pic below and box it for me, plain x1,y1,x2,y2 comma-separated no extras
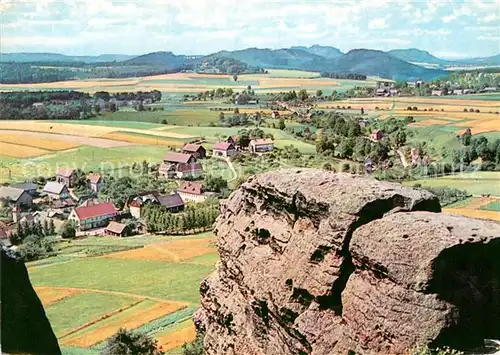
320,72,367,80
143,203,219,234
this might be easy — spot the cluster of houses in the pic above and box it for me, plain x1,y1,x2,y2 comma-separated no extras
431,87,498,96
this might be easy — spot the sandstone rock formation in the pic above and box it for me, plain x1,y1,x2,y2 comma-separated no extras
195,169,500,355
1,248,61,355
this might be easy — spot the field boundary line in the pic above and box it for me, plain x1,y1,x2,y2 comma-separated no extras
59,299,145,340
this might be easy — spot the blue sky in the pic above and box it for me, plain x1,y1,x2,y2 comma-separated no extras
1,0,499,58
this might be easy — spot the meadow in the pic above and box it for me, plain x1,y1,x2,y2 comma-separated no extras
28,232,217,355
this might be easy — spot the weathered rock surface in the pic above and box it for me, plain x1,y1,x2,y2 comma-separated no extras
195,169,500,355
1,248,61,355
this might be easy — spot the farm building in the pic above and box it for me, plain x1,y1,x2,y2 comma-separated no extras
157,193,185,213
0,186,33,207
163,152,196,165
431,90,443,96
87,173,104,193
371,130,383,142
176,163,204,179
104,222,130,237
453,89,464,95
375,88,390,97
272,111,280,118
43,182,70,200
182,144,207,159
213,142,237,157
129,192,184,217
158,163,176,179
249,139,274,153
68,202,118,231
11,182,38,196
55,167,77,188
177,182,210,203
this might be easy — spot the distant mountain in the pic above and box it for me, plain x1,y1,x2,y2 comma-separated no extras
123,51,201,70
290,45,343,59
212,47,334,72
387,48,451,65
457,54,500,66
331,49,448,81
0,52,135,63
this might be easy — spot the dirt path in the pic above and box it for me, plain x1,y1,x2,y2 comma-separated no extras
225,157,238,182
396,149,410,168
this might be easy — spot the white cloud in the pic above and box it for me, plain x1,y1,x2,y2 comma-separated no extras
478,35,500,41
433,51,471,59
442,14,457,23
368,18,387,30
482,13,500,23
356,38,411,45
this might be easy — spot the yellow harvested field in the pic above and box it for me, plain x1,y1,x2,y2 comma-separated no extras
35,287,81,306
64,301,186,347
156,320,197,351
0,78,141,90
455,118,500,134
0,121,117,137
443,208,500,222
0,121,196,140
410,119,453,127
102,132,185,147
0,141,50,158
0,133,80,151
258,78,338,88
393,97,500,107
105,238,216,263
394,102,500,113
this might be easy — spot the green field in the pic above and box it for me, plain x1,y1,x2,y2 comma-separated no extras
481,200,500,211
28,232,217,354
55,119,165,130
405,172,500,196
30,258,212,303
0,145,167,183
46,292,137,337
91,110,219,126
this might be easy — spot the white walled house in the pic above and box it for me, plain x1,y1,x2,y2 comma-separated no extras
249,139,274,153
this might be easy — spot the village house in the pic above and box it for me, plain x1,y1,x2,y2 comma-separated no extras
163,152,196,165
375,88,390,97
11,182,38,196
182,144,207,159
235,94,246,105
271,111,280,119
453,89,464,95
213,142,237,157
389,89,400,97
249,139,274,153
68,202,118,231
55,167,77,188
129,192,185,218
226,135,239,146
104,221,130,237
43,182,70,200
371,129,383,141
176,163,204,180
177,182,209,203
157,193,185,213
0,186,33,207
431,90,443,96
129,193,158,219
482,87,498,93
87,173,104,193
159,152,197,179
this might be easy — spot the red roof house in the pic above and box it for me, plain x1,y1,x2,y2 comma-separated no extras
163,152,195,165
68,202,118,231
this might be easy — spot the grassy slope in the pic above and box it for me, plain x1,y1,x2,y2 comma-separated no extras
29,257,212,303
405,172,500,196
46,292,136,337
0,145,167,183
